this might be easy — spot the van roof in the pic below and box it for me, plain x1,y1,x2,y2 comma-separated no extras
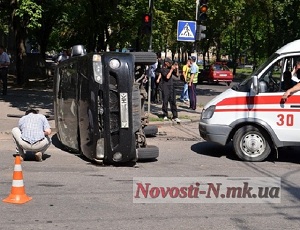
276,39,300,54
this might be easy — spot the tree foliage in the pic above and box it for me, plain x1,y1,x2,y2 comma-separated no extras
1,0,300,83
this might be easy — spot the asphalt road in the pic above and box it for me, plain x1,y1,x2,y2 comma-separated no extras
1,121,300,230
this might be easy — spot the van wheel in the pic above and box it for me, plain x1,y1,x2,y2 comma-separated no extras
226,81,231,86
131,52,157,65
233,125,271,162
143,125,158,136
137,145,159,161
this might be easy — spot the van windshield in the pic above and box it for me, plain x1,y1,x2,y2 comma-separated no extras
232,53,280,92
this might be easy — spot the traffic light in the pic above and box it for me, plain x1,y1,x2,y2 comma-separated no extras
142,13,152,35
197,0,208,23
196,25,206,41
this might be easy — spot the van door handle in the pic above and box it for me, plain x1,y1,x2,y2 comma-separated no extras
290,105,300,108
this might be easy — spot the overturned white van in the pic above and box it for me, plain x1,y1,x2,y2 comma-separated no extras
199,39,300,162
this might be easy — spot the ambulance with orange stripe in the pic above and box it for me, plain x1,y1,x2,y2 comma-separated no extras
199,39,300,162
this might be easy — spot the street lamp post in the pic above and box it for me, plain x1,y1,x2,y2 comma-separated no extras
148,0,154,52
147,0,154,115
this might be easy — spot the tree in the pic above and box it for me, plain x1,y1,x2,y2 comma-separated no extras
9,0,42,85
2,0,300,84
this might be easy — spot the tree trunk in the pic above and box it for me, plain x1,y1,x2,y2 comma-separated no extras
15,33,26,85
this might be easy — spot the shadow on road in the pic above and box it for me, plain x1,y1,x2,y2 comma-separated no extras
191,141,300,164
0,75,54,116
275,147,300,164
191,142,239,160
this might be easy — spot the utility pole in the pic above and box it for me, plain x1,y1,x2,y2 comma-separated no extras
196,0,208,63
147,0,154,115
148,0,154,52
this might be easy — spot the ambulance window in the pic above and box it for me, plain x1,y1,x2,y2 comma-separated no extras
259,58,282,92
279,56,300,91
290,56,300,82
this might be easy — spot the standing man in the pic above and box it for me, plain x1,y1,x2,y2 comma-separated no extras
154,52,164,104
147,60,158,103
187,56,199,110
0,45,10,96
179,58,191,102
12,109,52,162
157,58,181,123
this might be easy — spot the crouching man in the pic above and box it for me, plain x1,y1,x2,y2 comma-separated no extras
12,109,52,162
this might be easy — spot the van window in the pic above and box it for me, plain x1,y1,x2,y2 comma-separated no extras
233,53,280,92
258,58,282,92
283,56,300,81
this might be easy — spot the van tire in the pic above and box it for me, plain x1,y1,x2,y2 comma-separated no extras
143,125,158,136
233,125,271,162
137,145,159,161
132,52,157,65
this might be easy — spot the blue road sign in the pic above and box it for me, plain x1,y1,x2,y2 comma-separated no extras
177,20,196,42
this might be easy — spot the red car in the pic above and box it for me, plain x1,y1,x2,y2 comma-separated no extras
198,63,233,86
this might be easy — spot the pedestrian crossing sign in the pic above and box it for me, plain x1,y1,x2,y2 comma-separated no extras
177,20,196,42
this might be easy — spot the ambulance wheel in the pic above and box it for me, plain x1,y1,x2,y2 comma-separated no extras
137,145,159,161
233,125,271,162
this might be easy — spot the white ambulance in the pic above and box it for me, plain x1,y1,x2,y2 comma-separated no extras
199,39,300,162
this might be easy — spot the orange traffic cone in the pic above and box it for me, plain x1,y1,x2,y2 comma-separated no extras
3,155,32,204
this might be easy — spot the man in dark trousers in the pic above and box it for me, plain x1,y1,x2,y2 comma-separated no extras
187,56,198,110
154,52,164,104
156,58,181,123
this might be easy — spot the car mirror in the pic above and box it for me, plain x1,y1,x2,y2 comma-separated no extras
251,75,259,95
71,45,86,57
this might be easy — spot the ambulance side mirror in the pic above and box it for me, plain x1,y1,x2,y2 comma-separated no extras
251,75,259,95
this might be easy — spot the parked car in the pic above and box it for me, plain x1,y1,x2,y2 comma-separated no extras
198,63,233,86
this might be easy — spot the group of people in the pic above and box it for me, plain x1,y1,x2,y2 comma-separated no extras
180,56,199,110
147,54,199,124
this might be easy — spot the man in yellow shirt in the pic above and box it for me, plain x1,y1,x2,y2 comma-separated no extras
179,59,190,102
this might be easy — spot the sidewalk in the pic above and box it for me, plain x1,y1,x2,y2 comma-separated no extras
0,82,54,136
145,100,202,125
